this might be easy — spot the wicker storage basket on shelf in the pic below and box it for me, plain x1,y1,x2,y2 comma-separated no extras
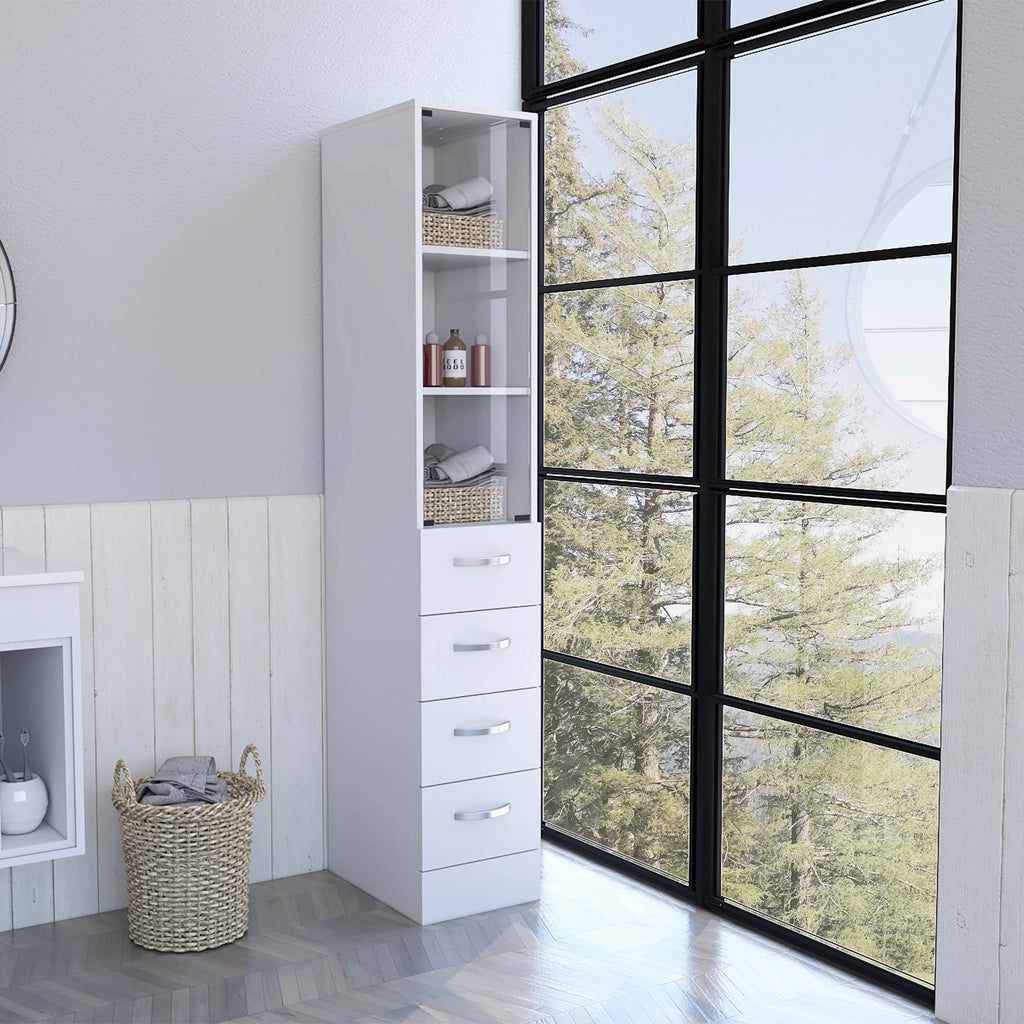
424,482,505,524
111,744,265,952
423,211,504,249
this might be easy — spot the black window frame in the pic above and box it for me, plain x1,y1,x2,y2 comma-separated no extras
524,0,961,1006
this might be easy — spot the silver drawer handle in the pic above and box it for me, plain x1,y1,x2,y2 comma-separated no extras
454,803,511,821
454,721,511,737
453,637,511,652
452,554,511,567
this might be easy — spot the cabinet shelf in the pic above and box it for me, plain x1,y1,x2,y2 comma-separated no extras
1,822,67,853
421,386,530,397
422,246,529,270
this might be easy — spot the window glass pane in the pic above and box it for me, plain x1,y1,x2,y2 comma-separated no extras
730,0,808,24
545,282,695,475
722,709,938,985
726,257,950,494
544,71,697,284
544,0,697,85
725,497,943,745
545,660,690,881
730,0,956,263
544,480,693,685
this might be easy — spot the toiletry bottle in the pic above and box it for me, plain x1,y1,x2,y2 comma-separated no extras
423,331,443,387
471,333,491,387
442,329,467,387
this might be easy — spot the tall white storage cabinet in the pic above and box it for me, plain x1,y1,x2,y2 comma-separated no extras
0,551,84,866
322,101,541,925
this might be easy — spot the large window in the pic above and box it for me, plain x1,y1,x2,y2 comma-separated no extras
525,0,957,1001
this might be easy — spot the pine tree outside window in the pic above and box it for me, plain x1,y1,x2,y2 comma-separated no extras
523,0,958,1002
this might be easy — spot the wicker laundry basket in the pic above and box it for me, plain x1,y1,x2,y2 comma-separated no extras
111,744,265,952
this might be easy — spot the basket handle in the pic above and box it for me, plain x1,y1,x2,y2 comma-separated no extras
112,759,136,806
238,744,263,787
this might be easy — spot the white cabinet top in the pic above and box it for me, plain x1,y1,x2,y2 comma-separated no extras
0,549,83,588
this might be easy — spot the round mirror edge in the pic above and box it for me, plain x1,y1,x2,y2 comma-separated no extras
0,239,15,373
0,304,14,376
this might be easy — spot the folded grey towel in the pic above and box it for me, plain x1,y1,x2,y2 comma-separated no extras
434,445,495,483
137,755,229,806
428,176,494,211
424,442,457,480
423,196,495,214
424,469,498,488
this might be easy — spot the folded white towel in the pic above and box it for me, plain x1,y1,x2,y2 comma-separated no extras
429,176,494,211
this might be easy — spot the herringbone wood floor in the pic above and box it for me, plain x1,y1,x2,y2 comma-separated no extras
0,845,937,1023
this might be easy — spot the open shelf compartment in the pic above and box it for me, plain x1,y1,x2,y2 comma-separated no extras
421,107,532,253
422,393,534,527
423,257,532,390
0,640,76,860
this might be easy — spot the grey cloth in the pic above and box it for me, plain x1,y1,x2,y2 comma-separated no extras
137,755,229,806
426,443,497,487
424,470,498,489
430,176,493,210
434,445,494,483
422,181,498,219
424,443,457,480
425,444,495,483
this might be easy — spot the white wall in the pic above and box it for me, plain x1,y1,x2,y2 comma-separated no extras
0,0,519,507
935,2,1024,1020
936,488,1024,1024
951,0,1024,488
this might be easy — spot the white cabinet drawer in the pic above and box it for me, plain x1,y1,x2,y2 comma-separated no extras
420,849,541,925
421,769,539,871
420,523,540,615
420,605,540,700
421,688,540,787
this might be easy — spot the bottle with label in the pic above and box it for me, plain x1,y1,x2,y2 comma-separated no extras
442,329,467,387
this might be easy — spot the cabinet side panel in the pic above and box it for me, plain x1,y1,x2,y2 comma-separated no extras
322,105,423,916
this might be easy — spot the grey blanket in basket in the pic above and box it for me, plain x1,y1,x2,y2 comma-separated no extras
137,755,229,806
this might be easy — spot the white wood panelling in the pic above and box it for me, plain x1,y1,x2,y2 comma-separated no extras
191,499,232,770
1001,490,1024,1018
151,501,195,764
269,495,325,878
92,502,155,913
936,486,1016,1023
0,494,325,928
227,497,273,884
